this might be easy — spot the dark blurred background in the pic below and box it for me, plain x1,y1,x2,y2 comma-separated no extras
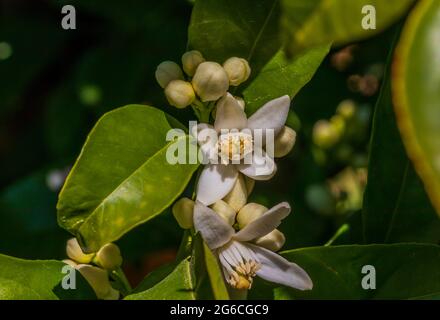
0,0,394,286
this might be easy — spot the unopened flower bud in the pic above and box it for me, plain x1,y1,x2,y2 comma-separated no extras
66,238,95,264
212,96,245,119
237,203,268,229
192,62,229,101
244,176,255,196
254,229,286,252
94,243,122,270
330,115,345,137
62,259,78,267
313,120,339,149
172,197,195,229
76,264,119,300
210,200,236,225
181,50,205,76
223,175,247,212
274,126,296,158
164,80,195,108
337,100,356,119
234,96,245,110
223,57,251,86
155,61,184,88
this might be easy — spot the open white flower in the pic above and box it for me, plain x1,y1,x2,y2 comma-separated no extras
194,93,290,206
194,201,313,291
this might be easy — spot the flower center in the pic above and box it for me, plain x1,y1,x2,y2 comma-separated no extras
227,260,260,290
218,241,260,290
217,132,253,163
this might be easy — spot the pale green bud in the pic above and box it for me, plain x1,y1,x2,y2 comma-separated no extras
164,80,195,108
192,62,229,101
223,174,248,212
94,243,123,270
66,238,95,264
181,50,205,76
336,100,356,119
223,57,251,86
155,61,184,88
313,120,339,149
210,200,236,225
254,229,286,252
76,264,119,300
237,203,267,229
330,115,346,137
274,126,297,158
172,197,195,229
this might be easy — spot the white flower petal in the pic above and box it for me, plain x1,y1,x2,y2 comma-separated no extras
196,164,238,206
193,201,235,250
191,123,218,162
190,123,214,142
214,93,248,131
247,243,313,291
237,148,276,180
233,202,291,242
247,95,290,135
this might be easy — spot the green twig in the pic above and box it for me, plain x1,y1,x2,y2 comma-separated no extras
325,224,350,246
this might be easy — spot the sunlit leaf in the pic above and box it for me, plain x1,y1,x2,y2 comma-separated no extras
0,254,94,300
57,105,199,252
203,242,230,300
281,0,415,54
125,258,196,300
363,43,440,243
392,0,440,215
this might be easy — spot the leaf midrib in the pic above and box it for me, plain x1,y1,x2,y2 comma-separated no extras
246,0,279,63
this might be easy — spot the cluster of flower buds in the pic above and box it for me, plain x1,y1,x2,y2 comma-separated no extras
64,238,123,300
312,100,356,149
313,99,373,148
306,167,367,216
172,173,286,253
155,51,251,109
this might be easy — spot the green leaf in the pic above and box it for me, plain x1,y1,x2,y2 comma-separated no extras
188,0,281,75
125,258,196,300
132,231,194,294
362,28,440,244
281,0,415,54
132,263,177,294
57,105,199,252
277,244,440,299
392,0,440,215
243,46,330,115
203,242,230,300
0,254,94,300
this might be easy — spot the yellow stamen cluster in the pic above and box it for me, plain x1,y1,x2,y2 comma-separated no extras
226,260,260,290
217,132,253,163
